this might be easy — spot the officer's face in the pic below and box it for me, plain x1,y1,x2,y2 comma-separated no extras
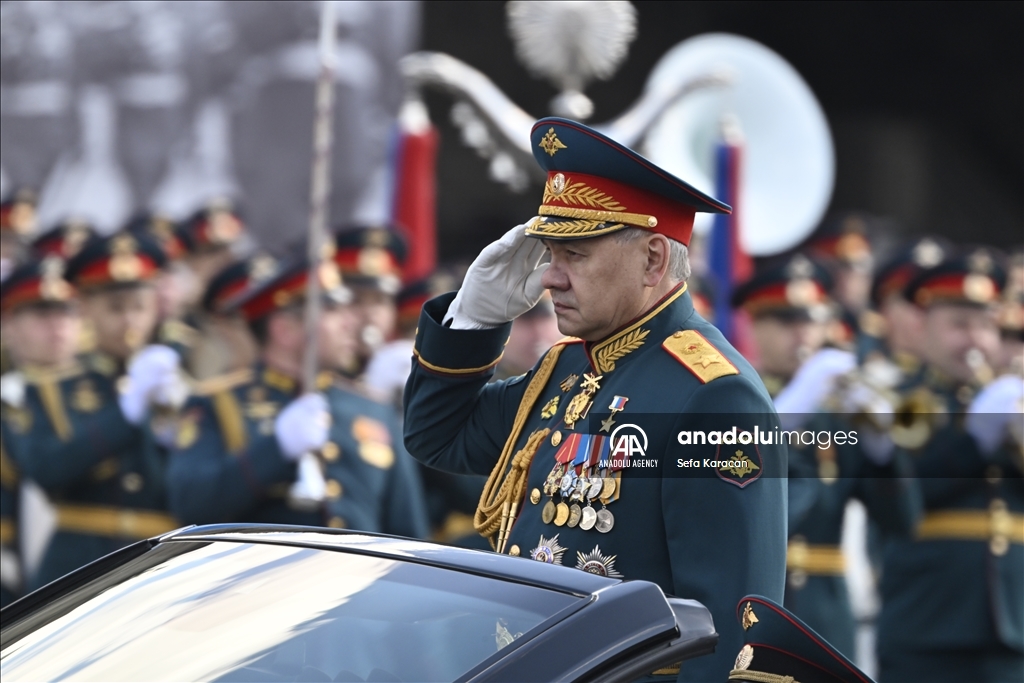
922,304,1000,383
83,285,160,359
752,316,828,379
541,234,670,341
4,305,81,367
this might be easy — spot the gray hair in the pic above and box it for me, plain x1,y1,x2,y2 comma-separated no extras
613,227,691,282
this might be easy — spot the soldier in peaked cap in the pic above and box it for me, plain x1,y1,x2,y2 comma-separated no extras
404,118,786,681
728,595,876,683
167,257,428,538
874,247,1023,683
0,189,37,283
1,257,82,605
30,219,95,262
807,211,876,317
731,254,835,398
7,233,187,589
333,226,409,377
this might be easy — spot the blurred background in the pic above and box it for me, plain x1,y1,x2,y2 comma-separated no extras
2,0,1020,262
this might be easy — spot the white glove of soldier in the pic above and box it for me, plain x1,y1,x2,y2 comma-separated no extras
966,375,1024,456
444,223,550,330
775,348,857,430
119,345,188,425
274,393,330,461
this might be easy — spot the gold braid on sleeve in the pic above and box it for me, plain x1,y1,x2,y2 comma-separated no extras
475,343,566,551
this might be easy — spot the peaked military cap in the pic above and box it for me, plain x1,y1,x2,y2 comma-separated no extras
231,257,349,323
125,212,187,261
729,595,875,683
904,246,1006,308
1,257,76,312
806,212,875,269
64,231,167,290
0,188,38,236
333,226,408,295
871,236,951,307
525,117,730,245
31,219,96,260
731,254,833,320
202,254,279,315
176,198,245,254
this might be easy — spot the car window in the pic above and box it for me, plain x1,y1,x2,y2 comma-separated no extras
1,540,581,682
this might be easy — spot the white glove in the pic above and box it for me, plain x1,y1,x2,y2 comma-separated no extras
444,223,550,329
274,393,330,461
775,349,857,429
119,345,185,425
966,375,1024,456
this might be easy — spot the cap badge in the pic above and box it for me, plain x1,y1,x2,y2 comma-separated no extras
786,254,814,279
109,235,143,281
551,172,567,195
968,250,993,274
912,239,943,267
539,127,567,157
742,601,759,630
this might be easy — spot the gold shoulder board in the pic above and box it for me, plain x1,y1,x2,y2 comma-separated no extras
662,330,739,384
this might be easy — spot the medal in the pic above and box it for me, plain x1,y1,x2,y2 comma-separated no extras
542,499,557,524
554,502,570,526
587,477,603,501
576,545,622,578
600,476,617,501
530,534,567,565
580,506,598,530
563,373,602,429
595,508,615,533
568,504,582,528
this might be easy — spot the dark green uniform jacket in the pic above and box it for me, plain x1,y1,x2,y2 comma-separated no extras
168,366,428,539
404,285,787,682
5,356,178,590
877,373,1024,683
1,420,21,606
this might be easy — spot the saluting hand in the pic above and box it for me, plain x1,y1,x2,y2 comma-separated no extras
445,223,550,329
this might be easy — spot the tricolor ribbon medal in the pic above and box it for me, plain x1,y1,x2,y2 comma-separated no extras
608,396,628,411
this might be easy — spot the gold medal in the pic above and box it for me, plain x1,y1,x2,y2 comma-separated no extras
595,508,615,533
580,506,598,530
542,499,557,524
530,488,541,505
567,504,582,528
600,476,617,501
554,502,570,526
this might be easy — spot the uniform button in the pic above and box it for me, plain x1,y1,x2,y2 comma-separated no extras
328,517,346,528
321,442,340,462
509,545,520,556
530,488,541,505
121,473,144,493
325,479,343,499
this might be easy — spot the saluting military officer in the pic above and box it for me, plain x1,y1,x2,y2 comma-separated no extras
404,118,786,681
167,257,428,538
8,233,186,589
1,258,83,603
876,248,1023,683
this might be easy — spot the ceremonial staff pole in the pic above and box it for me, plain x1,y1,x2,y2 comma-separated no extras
289,0,337,508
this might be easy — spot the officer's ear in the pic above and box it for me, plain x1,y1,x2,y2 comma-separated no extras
642,234,671,287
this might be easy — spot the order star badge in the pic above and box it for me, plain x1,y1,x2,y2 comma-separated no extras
530,534,567,565
576,545,623,578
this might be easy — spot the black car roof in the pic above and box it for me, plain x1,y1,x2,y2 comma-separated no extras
164,524,618,596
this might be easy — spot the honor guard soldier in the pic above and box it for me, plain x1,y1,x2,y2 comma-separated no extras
8,233,185,590
167,257,428,538
806,212,876,318
0,257,80,604
30,218,95,262
0,189,37,284
727,595,876,683
876,248,1023,683
333,226,408,375
403,118,786,681
731,254,835,399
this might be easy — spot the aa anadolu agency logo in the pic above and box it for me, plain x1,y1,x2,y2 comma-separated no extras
609,423,650,465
